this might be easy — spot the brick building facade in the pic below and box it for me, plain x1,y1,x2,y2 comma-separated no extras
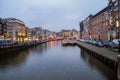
90,7,109,41
80,0,120,42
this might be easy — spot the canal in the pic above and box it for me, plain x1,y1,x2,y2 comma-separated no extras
0,41,117,80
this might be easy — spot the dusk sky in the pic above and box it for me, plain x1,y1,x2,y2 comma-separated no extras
0,0,108,31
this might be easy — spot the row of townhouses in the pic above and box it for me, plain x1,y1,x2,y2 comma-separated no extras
0,18,58,43
60,29,79,39
79,0,120,42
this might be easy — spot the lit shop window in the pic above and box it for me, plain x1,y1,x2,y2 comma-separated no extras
18,32,26,36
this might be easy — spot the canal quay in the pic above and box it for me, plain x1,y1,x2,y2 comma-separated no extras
76,41,118,68
0,41,118,80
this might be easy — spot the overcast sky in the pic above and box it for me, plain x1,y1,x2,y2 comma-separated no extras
0,0,108,31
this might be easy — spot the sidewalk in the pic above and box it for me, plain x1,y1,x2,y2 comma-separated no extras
76,41,119,62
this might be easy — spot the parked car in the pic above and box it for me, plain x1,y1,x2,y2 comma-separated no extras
79,39,86,42
96,41,104,47
112,39,120,45
103,41,110,47
85,39,91,43
88,39,92,44
91,40,97,45
108,42,118,49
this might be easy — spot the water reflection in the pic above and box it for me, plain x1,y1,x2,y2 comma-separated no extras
31,43,47,54
0,43,49,70
0,41,118,80
48,40,59,48
80,50,117,80
0,50,29,71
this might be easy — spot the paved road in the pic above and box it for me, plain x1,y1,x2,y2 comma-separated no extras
76,41,119,62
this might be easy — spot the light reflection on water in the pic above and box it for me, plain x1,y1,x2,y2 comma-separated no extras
0,41,117,80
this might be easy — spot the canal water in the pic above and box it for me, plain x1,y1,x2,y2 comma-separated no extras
0,41,117,80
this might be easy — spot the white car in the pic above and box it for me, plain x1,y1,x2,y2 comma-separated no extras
112,39,120,45
80,39,85,42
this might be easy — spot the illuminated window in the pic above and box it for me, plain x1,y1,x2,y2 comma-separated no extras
116,20,119,27
109,17,113,23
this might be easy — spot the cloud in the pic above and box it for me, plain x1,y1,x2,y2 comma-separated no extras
64,14,80,20
0,0,108,31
